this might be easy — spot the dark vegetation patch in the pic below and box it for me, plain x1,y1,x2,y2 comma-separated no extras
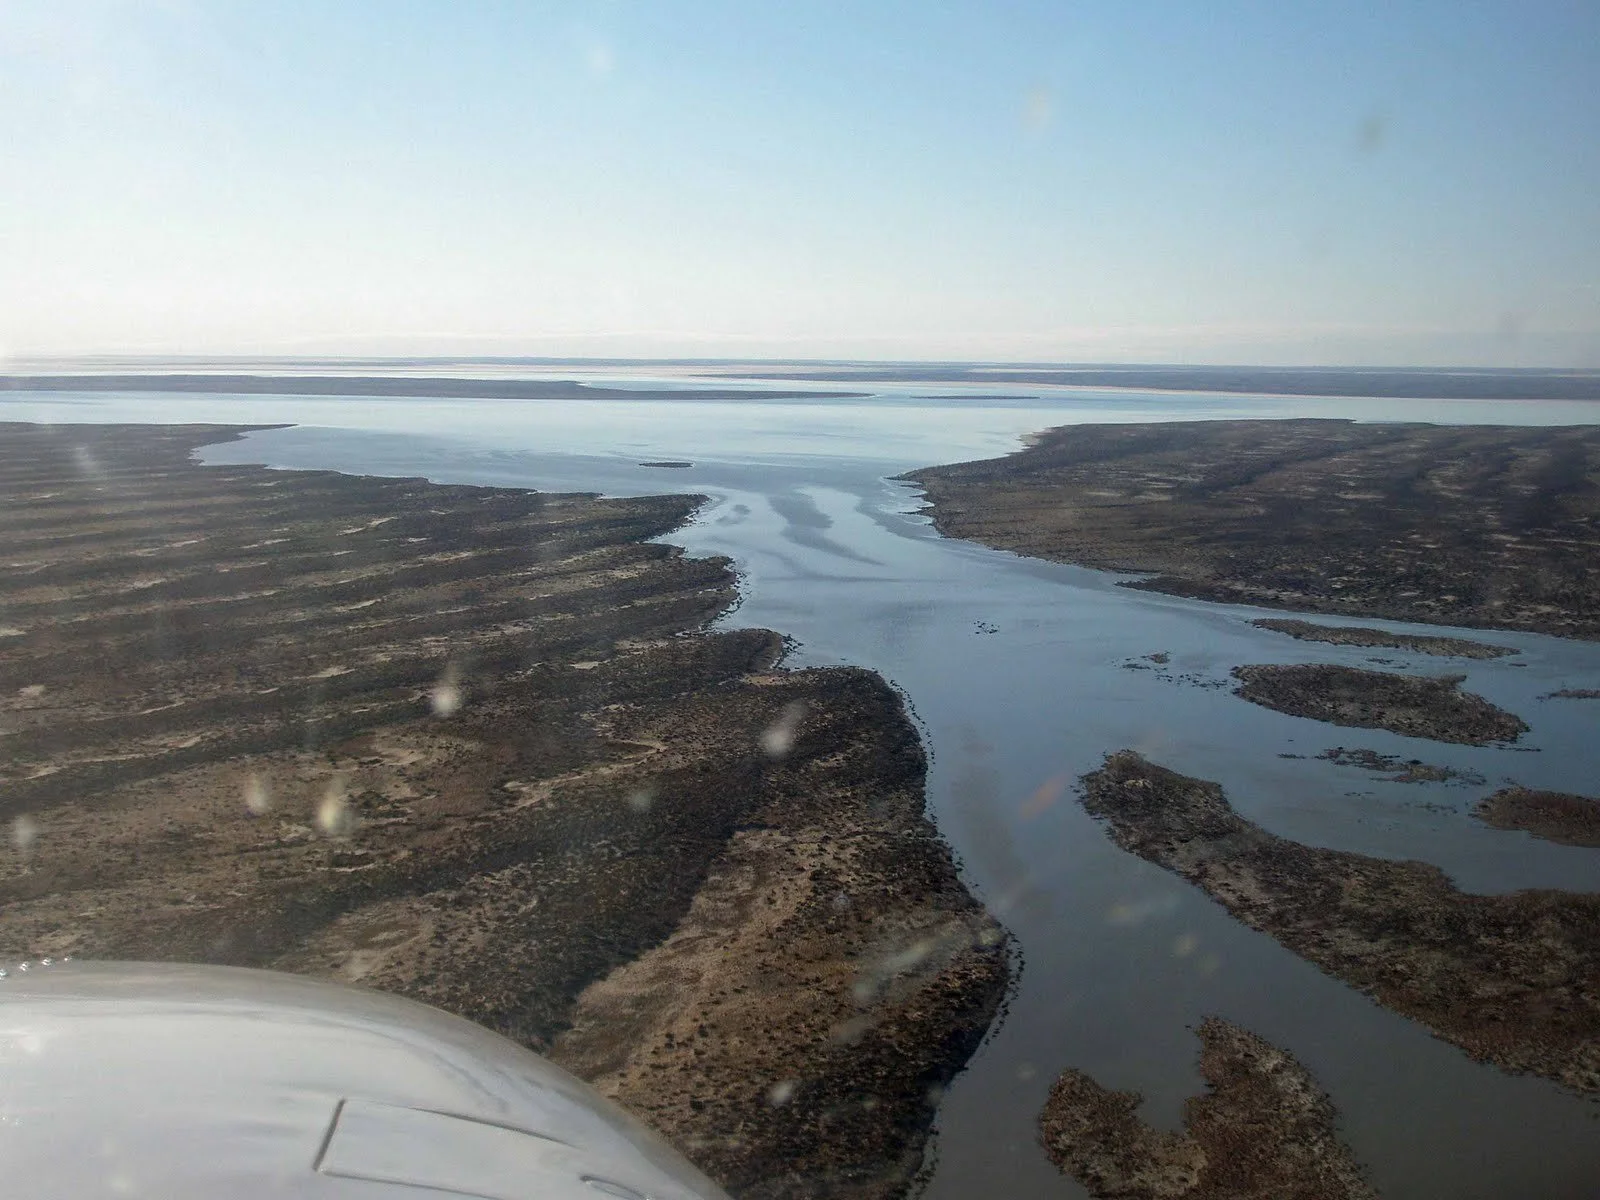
1079,752,1600,1094
1232,663,1527,745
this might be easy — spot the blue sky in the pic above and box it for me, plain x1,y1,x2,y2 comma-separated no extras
2,1,1596,365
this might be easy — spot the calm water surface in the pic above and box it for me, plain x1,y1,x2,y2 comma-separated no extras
9,384,1600,1197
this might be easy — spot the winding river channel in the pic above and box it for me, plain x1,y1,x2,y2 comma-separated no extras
9,377,1600,1198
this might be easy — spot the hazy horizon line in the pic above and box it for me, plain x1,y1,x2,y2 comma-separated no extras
6,354,1598,376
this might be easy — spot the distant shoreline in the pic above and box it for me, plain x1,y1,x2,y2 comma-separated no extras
774,365,1600,402
5,363,1598,402
0,374,867,402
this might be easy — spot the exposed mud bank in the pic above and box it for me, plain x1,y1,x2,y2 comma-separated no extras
1039,1017,1375,1200
1232,663,1528,745
903,420,1600,639
0,422,1005,1197
1078,751,1600,1094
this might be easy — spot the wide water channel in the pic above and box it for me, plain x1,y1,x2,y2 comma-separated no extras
9,381,1600,1197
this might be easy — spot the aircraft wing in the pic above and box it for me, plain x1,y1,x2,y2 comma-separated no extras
0,960,731,1200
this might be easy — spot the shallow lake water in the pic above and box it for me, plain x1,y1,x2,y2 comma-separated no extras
8,381,1600,1197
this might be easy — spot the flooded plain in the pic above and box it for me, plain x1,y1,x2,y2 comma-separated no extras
7,380,1600,1197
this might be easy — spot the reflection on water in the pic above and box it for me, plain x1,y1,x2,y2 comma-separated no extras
13,383,1600,1197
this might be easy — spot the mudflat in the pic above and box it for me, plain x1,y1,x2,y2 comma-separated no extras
1038,1017,1375,1200
903,419,1600,638
1078,751,1600,1095
0,423,1005,1198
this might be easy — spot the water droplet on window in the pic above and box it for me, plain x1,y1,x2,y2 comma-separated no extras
760,701,807,759
317,781,356,838
12,814,39,853
430,663,465,718
243,773,273,816
431,681,462,718
830,1015,871,1045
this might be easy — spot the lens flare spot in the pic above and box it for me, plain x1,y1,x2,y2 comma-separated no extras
1019,773,1067,819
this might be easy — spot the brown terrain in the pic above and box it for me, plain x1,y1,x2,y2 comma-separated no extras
1250,618,1514,659
1474,786,1600,848
1079,751,1600,1095
1231,664,1529,745
0,423,1006,1199
1038,1017,1375,1200
902,420,1600,638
